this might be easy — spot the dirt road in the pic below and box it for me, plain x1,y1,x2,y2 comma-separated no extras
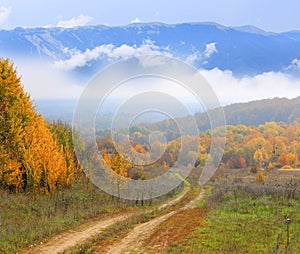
105,188,205,254
22,212,136,254
21,188,189,254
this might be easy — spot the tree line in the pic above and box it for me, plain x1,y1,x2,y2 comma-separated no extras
98,121,300,179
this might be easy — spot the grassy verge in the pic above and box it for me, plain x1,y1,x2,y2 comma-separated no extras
166,183,300,253
196,185,211,208
0,180,126,253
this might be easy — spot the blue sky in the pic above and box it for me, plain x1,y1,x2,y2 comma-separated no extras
1,0,300,32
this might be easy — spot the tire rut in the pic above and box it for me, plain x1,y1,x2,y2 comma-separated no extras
20,188,189,254
104,188,205,254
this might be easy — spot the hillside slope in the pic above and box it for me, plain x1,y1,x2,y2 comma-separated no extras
150,96,300,133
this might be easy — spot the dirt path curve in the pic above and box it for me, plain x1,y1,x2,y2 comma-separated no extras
105,188,206,254
21,188,189,254
22,212,135,254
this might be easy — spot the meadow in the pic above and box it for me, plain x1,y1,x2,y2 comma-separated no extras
166,169,300,253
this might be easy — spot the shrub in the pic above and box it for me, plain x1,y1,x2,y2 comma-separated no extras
281,165,292,170
256,172,264,183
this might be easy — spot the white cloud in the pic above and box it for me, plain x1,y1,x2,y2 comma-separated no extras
54,40,172,71
42,24,53,28
97,68,300,115
200,68,300,105
131,18,141,23
286,58,300,71
0,6,11,24
185,42,218,65
56,14,93,28
185,52,201,65
15,59,83,99
14,58,300,103
54,44,114,70
204,42,218,58
138,55,174,68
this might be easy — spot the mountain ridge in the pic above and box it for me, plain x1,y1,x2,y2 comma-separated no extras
3,22,300,33
148,96,300,137
1,22,300,76
197,96,300,129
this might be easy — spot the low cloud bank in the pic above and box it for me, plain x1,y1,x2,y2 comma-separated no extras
14,57,300,105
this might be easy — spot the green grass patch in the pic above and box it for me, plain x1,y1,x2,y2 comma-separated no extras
196,186,212,208
166,187,300,253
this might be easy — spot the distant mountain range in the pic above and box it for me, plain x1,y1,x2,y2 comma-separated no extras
1,22,300,76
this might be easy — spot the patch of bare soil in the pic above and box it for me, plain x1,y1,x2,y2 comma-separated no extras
142,208,205,253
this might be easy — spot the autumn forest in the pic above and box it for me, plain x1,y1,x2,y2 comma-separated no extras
1,58,300,192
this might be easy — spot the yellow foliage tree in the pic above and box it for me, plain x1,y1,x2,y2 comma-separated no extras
101,148,131,178
0,58,73,192
256,172,264,183
253,148,269,167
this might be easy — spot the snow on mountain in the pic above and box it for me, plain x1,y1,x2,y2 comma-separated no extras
1,22,300,76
